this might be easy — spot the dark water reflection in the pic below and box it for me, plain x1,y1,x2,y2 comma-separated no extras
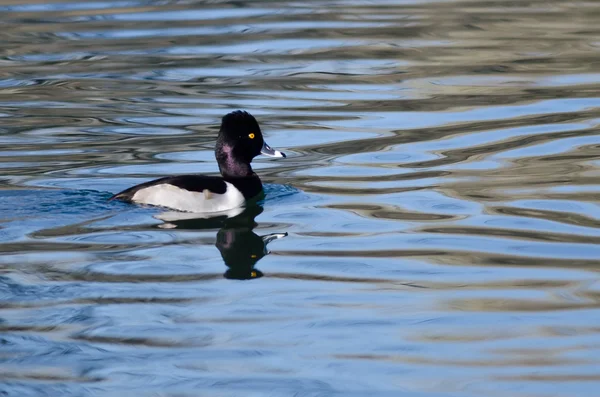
158,205,288,280
1,0,600,396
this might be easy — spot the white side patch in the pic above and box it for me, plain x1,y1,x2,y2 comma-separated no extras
131,182,245,213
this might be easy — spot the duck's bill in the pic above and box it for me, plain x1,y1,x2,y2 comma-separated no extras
261,142,286,158
261,232,288,245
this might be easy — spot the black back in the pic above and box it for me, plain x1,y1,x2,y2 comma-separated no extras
109,175,227,202
109,174,265,202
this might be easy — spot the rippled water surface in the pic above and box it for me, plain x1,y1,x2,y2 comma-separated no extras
1,0,600,396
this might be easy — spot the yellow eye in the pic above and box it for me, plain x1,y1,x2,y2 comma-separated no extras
248,133,255,139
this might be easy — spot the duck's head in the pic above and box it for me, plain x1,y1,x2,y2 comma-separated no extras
216,111,285,175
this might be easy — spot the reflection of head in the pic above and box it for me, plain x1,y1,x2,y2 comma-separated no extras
217,227,266,280
156,205,286,280
217,206,287,280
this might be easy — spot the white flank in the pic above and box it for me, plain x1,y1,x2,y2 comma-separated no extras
131,182,245,213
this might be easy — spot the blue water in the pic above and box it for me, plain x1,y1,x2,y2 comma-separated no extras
1,0,600,396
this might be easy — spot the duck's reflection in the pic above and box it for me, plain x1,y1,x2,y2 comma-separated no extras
155,205,286,280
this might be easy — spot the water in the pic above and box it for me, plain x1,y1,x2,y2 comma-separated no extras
1,0,599,396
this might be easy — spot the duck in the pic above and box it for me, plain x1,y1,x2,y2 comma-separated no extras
109,110,286,213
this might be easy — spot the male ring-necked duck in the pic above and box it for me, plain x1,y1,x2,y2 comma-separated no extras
109,110,286,212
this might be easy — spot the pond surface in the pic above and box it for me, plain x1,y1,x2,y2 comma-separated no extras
1,0,600,396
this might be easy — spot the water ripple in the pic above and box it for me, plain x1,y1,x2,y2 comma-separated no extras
1,0,599,396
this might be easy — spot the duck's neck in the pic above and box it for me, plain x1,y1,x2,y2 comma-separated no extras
216,146,253,178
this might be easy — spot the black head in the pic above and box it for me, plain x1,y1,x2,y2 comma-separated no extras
215,111,285,177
